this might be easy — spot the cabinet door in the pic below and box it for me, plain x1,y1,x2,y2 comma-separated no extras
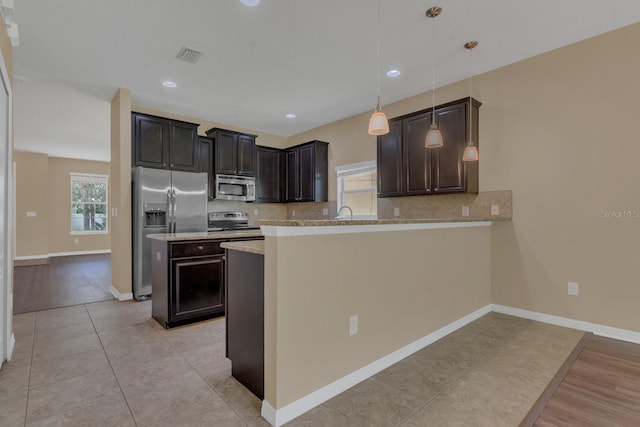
215,130,238,175
170,122,199,172
198,137,214,200
377,120,403,197
256,146,282,203
432,103,466,194
297,144,316,202
403,112,432,196
237,134,256,176
171,255,224,321
133,114,169,169
285,149,298,202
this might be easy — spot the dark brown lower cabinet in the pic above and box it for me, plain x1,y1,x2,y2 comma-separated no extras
225,248,264,400
151,237,262,329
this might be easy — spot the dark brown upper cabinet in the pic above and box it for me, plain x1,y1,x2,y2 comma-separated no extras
285,141,329,202
132,112,199,172
377,97,480,197
198,137,215,201
255,145,284,203
205,128,256,177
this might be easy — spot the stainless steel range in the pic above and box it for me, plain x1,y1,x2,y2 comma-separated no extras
208,211,260,232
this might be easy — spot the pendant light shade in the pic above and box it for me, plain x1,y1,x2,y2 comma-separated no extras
425,124,444,148
462,144,479,161
368,109,390,135
368,0,389,136
463,40,479,162
425,6,443,149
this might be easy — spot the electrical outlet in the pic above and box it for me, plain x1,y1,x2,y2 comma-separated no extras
74,238,79,244
349,315,358,335
491,205,500,216
26,211,36,217
462,206,470,217
292,210,296,217
156,252,162,261
322,208,328,216
394,207,400,217
568,282,579,296
254,209,258,216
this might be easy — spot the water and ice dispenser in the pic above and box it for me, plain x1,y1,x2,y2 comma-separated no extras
143,203,166,228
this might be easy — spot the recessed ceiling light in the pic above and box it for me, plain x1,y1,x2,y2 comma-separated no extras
162,81,177,88
386,69,401,77
285,113,296,119
240,0,260,6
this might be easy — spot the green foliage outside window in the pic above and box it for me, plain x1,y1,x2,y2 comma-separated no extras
71,176,108,232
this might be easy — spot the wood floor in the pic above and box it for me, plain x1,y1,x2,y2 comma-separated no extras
531,335,640,426
13,254,113,314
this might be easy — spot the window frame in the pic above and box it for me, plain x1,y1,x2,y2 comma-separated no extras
70,172,109,235
335,160,378,220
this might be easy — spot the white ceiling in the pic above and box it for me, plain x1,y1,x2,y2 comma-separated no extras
11,0,640,161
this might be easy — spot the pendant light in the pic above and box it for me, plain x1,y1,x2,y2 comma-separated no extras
425,6,443,148
368,0,389,136
462,40,479,162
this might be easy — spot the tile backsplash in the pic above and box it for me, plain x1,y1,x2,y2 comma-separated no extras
377,190,512,220
208,190,512,223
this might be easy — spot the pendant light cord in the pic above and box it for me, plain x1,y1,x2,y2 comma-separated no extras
376,0,381,111
469,46,473,143
431,12,436,125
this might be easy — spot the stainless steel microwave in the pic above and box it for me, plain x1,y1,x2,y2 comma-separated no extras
215,174,256,201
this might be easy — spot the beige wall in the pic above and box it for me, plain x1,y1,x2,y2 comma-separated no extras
264,226,491,407
13,153,111,257
110,88,132,296
285,23,640,332
13,152,48,257
132,106,288,150
47,157,110,254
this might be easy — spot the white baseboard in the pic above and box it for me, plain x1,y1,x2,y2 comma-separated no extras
261,304,492,427
14,249,112,260
13,254,49,260
7,333,15,361
49,249,111,257
109,286,133,301
492,304,640,344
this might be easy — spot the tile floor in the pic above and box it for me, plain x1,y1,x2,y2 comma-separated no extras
0,302,584,427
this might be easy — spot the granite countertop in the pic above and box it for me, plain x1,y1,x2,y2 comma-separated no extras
147,230,263,242
220,240,265,255
255,217,509,227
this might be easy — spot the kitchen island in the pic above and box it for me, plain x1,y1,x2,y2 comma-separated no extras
221,240,265,400
253,218,500,427
147,230,263,328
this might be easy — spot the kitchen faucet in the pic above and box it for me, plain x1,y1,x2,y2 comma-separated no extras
336,205,353,220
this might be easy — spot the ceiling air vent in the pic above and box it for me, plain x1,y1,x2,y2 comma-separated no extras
176,46,204,64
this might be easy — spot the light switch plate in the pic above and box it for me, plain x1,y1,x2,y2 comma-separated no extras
491,205,500,216
156,252,161,261
394,207,400,217
462,206,470,217
349,315,358,336
26,211,36,217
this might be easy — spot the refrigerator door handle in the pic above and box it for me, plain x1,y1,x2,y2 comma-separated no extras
172,189,177,233
166,189,173,233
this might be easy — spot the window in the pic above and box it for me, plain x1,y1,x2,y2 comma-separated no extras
336,161,377,219
70,173,108,234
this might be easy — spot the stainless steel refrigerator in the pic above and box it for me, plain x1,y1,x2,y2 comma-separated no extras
132,167,208,300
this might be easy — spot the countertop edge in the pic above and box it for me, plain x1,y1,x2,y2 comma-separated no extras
260,220,495,237
147,231,264,242
221,240,265,255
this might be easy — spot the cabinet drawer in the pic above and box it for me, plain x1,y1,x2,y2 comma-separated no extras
171,241,223,258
